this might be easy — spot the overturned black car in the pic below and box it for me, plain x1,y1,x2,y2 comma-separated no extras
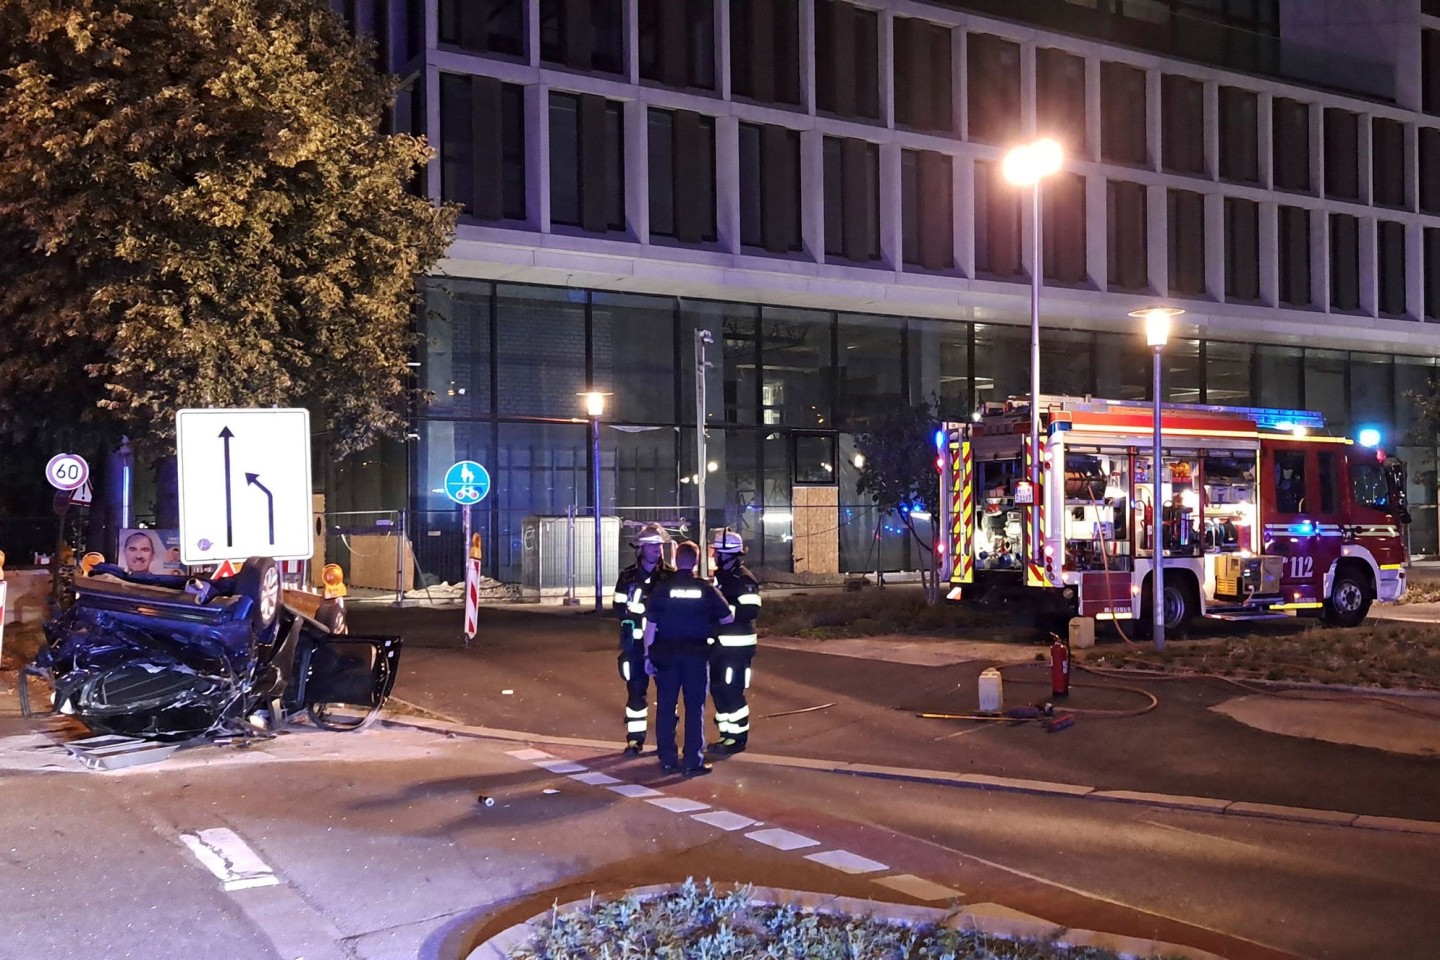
22,557,400,741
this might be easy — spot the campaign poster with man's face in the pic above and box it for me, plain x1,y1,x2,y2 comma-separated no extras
119,529,185,575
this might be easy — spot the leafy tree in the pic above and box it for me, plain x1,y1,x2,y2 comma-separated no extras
0,0,456,463
855,401,944,602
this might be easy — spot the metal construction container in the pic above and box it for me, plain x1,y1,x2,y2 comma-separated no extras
520,515,621,602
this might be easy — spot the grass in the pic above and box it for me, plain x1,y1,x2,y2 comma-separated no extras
509,878,1183,960
1399,581,1440,604
1081,621,1440,690
760,586,1030,641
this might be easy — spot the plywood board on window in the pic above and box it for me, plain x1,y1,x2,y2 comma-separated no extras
793,485,839,574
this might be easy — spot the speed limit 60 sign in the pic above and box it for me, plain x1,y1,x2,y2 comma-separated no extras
46,453,90,491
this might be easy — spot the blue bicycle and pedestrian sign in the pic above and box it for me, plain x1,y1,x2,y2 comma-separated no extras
444,461,491,505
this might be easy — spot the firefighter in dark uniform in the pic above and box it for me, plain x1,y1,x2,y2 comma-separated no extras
612,523,672,755
643,541,733,777
707,530,761,754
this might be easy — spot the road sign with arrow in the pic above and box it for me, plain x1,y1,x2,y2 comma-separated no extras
176,408,314,565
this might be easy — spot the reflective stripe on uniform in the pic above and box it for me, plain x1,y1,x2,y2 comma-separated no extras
731,704,750,733
630,627,644,640
737,594,762,606
717,633,757,647
724,667,733,685
612,592,628,605
625,705,647,734
628,601,646,615
744,667,752,689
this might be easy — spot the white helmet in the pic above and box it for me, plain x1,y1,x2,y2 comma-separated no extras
632,523,671,547
711,530,745,555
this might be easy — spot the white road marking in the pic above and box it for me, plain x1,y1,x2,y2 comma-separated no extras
646,796,711,813
535,760,587,773
746,828,820,850
570,771,622,785
179,827,279,892
691,810,757,831
805,849,889,874
608,783,664,798
506,748,553,761
874,874,963,902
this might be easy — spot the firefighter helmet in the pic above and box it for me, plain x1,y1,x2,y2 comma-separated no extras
631,523,671,547
711,530,745,555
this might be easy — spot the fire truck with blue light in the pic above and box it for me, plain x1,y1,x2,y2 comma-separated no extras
938,397,1411,632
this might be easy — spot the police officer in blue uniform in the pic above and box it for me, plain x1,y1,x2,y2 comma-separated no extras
643,541,733,777
707,530,761,755
612,523,672,755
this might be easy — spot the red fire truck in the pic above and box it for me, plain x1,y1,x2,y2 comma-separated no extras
939,397,1411,631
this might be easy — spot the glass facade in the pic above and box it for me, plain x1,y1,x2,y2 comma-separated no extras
394,278,1440,582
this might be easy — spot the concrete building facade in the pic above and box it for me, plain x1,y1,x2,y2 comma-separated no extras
331,0,1440,581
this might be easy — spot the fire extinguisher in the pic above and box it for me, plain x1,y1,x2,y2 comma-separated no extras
1050,633,1070,698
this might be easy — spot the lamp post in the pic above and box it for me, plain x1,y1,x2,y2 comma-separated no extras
581,391,609,612
1002,138,1064,576
1131,307,1183,651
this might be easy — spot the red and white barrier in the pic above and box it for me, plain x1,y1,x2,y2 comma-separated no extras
464,557,481,641
0,579,8,666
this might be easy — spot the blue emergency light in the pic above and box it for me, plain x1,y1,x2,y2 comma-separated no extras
1357,427,1381,448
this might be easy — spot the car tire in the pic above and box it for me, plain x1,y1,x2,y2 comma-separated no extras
314,600,348,635
1324,569,1372,628
236,557,282,644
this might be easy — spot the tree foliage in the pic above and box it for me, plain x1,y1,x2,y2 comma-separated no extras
0,0,456,459
855,401,943,600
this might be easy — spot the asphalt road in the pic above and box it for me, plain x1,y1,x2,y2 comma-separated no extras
1,601,1437,960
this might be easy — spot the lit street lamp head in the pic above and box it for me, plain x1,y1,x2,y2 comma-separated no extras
579,391,608,418
1002,137,1064,186
1130,307,1184,348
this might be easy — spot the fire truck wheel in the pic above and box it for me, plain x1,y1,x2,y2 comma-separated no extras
1324,570,1372,628
1138,578,1194,639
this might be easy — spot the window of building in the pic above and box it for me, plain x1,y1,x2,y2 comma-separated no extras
901,150,954,270
1428,228,1440,320
837,314,905,427
1330,213,1360,311
1256,345,1303,409
1044,172,1087,284
1219,86,1259,183
1350,351,1393,432
1036,48,1086,154
1372,117,1406,208
760,306,833,427
1277,205,1311,307
822,137,881,262
730,0,800,106
1272,97,1310,192
816,0,880,121
1379,220,1407,317
1168,189,1205,297
739,123,802,253
793,432,839,484
1107,180,1148,291
439,0,525,57
1324,108,1360,200
894,17,953,133
404,0,424,62
638,0,715,90
1306,348,1347,433
549,92,625,233
440,74,526,221
973,161,1021,278
1205,341,1252,406
1224,197,1259,301
1425,29,1440,115
540,0,624,74
1161,74,1205,175
591,291,679,423
495,284,588,418
967,33,1020,145
648,109,717,243
1422,129,1440,214
1101,61,1147,166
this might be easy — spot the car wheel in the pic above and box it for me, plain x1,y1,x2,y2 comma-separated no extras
1324,570,1372,628
314,600,347,635
308,702,378,731
236,557,281,643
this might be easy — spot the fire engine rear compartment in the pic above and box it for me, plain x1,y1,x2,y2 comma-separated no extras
945,396,1410,630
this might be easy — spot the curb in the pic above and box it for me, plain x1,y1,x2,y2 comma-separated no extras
379,710,1440,837
459,882,1229,960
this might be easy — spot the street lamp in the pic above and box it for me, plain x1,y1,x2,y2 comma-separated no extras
580,391,609,611
1130,307,1184,651
1003,138,1064,578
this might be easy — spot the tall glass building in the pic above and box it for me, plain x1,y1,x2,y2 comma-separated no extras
329,0,1440,581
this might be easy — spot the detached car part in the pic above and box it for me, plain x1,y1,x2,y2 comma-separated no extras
26,557,400,742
